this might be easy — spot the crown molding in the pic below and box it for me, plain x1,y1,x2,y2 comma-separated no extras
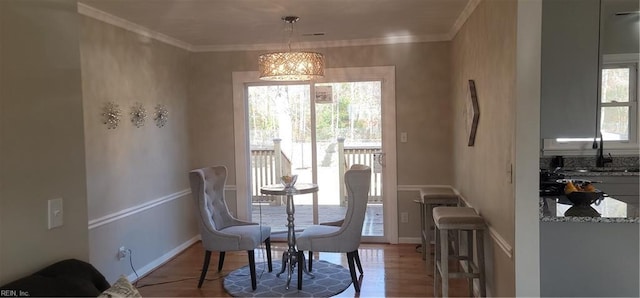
447,0,482,40
79,2,479,53
77,2,193,51
191,34,451,52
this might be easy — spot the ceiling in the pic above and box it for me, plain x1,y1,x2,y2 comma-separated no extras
78,0,475,52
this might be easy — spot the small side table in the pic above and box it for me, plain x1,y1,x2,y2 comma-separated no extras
261,183,318,290
416,187,460,266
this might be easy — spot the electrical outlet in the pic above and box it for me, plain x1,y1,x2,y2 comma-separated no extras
400,212,409,223
118,246,127,260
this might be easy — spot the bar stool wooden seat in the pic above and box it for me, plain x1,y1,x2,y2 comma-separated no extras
433,206,486,297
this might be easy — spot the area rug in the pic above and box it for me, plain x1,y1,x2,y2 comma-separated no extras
223,260,352,297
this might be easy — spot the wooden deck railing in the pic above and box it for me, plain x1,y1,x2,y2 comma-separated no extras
340,147,382,204
251,139,291,205
250,138,382,206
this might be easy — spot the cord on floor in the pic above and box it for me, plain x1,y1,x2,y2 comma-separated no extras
127,249,139,286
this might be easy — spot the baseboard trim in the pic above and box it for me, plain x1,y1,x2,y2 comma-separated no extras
398,237,421,244
128,235,201,282
88,189,191,229
397,184,454,191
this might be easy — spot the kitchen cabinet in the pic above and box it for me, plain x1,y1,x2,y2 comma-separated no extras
540,0,600,139
540,221,639,297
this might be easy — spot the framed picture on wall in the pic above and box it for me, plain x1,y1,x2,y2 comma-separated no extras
466,80,480,146
315,85,333,103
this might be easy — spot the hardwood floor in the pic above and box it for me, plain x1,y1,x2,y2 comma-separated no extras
136,241,471,297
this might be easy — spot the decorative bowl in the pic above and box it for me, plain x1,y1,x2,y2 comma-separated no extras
566,191,604,206
280,175,298,188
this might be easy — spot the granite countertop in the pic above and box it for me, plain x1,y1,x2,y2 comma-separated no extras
561,168,640,177
539,156,639,223
539,196,639,223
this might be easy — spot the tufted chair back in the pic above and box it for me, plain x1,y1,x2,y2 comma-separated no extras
189,166,236,231
339,164,371,251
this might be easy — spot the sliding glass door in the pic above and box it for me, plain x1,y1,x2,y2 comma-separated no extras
233,67,396,243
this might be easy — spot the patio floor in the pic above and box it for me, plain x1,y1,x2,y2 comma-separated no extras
251,203,384,237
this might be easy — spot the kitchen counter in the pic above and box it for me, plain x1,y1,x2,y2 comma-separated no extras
561,169,640,177
540,162,639,223
539,196,639,223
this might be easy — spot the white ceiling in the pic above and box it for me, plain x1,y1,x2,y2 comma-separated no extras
78,0,475,52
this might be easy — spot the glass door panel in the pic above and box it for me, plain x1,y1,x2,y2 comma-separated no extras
247,80,384,238
314,81,383,236
248,84,312,234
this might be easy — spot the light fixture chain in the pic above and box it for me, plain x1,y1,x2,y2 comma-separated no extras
288,21,293,51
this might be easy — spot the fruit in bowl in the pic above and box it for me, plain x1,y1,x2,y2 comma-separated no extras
281,175,298,188
564,181,603,206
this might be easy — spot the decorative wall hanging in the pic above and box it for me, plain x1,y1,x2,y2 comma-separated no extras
465,80,480,146
102,102,121,129
130,102,147,128
154,104,169,128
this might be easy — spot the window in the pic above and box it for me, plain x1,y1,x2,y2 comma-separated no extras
600,63,637,141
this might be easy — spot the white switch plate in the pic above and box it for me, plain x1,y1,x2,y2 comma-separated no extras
400,212,409,223
400,132,408,143
48,198,63,229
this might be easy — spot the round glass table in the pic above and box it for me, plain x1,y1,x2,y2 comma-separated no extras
260,183,318,290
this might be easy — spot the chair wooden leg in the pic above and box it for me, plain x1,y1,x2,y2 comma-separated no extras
217,251,226,272
297,251,304,290
198,251,211,288
347,251,360,292
265,237,273,272
354,250,363,275
308,251,313,272
248,250,257,291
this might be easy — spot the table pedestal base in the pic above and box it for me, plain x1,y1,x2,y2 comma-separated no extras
277,250,314,290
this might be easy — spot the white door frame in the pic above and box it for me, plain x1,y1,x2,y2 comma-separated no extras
232,66,398,243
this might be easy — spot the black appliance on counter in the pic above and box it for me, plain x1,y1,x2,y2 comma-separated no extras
539,169,566,196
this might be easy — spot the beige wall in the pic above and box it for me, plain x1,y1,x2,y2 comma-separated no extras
188,43,454,236
0,0,90,284
79,16,197,282
451,0,517,296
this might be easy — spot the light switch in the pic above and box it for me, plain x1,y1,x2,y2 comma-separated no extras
48,198,63,229
400,132,408,143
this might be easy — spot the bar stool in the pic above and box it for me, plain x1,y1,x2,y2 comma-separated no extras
415,187,460,263
433,206,486,297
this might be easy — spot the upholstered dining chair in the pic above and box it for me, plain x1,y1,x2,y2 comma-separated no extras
189,166,272,290
296,164,371,292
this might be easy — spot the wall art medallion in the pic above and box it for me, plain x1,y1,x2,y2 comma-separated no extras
102,101,121,129
130,102,147,128
153,104,169,128
465,80,480,146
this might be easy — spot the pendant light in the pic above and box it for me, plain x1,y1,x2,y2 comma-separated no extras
258,16,325,81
